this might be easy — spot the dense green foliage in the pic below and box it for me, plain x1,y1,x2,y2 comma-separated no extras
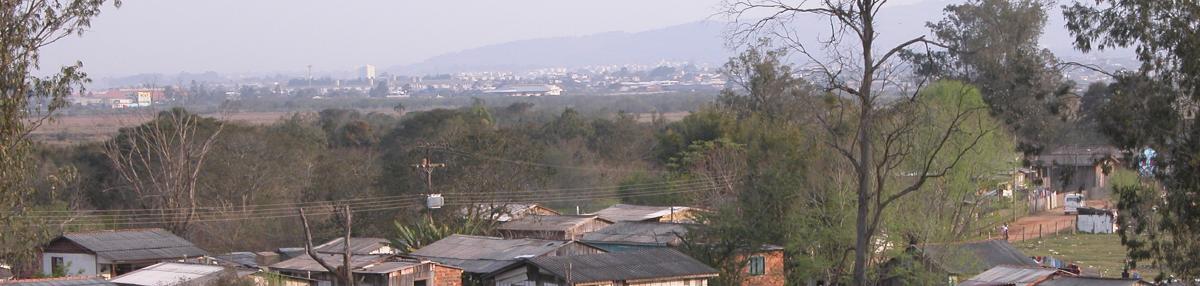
1066,0,1200,279
910,0,1075,152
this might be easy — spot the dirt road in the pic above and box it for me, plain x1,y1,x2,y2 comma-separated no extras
1002,200,1111,242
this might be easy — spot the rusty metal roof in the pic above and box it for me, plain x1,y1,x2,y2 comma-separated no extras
270,255,440,275
409,235,572,274
497,215,609,232
528,248,717,284
959,265,1062,286
1038,276,1152,286
313,237,393,255
59,229,207,262
580,221,690,246
590,204,691,222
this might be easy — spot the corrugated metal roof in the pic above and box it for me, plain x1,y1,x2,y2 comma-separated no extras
409,235,571,274
590,204,690,222
269,254,390,273
959,265,1062,286
354,261,421,274
461,204,560,222
213,252,258,267
0,277,114,286
60,229,207,262
580,222,690,246
1038,276,1151,286
269,255,433,275
922,240,1038,275
109,262,225,286
314,237,392,255
528,248,717,284
498,215,608,232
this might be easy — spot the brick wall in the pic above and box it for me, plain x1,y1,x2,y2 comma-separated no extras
739,250,785,286
433,265,464,286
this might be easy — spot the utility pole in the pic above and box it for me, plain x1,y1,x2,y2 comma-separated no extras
413,156,447,213
413,158,447,195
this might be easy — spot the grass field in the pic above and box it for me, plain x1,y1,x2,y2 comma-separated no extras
1014,232,1158,279
29,111,298,145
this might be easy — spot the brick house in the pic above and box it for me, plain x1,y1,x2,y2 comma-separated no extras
269,254,461,286
739,246,785,286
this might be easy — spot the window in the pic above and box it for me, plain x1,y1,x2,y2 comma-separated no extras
748,256,765,276
50,257,65,274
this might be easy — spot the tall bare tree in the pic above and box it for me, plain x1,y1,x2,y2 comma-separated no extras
1,0,118,275
724,1,992,284
104,108,224,236
299,206,355,286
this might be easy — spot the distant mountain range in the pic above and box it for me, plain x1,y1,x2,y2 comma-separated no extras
390,0,1131,75
389,21,731,74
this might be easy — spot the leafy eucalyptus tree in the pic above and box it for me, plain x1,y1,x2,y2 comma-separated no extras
1,0,118,275
916,0,1071,151
724,1,995,284
1065,0,1200,279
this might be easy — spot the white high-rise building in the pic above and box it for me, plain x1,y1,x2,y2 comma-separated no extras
361,64,377,82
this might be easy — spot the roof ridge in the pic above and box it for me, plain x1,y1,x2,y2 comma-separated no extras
448,234,505,240
64,228,168,235
3,276,105,282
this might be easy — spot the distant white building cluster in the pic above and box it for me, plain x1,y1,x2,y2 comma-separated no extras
69,62,726,108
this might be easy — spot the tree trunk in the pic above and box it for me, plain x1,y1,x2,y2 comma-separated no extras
852,110,873,285
853,14,877,282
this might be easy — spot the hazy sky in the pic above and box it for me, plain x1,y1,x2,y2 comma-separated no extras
39,0,933,77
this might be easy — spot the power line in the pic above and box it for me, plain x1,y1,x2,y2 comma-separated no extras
25,176,730,219
48,184,730,228
28,177,734,222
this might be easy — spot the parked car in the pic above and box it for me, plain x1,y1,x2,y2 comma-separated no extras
1064,193,1085,214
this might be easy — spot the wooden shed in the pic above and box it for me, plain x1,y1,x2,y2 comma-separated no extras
496,215,613,241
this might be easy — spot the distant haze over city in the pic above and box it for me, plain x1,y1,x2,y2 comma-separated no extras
42,0,1130,81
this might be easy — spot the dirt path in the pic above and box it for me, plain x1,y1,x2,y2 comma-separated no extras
1002,200,1111,242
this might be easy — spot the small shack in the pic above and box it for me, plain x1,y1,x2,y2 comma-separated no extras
312,237,395,255
1076,208,1116,234
496,215,612,241
40,229,208,278
269,254,461,286
408,235,604,284
461,203,560,222
1031,145,1121,196
589,204,699,223
579,221,690,252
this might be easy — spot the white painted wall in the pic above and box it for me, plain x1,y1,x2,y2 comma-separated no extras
41,253,97,276
630,279,706,286
1077,214,1115,234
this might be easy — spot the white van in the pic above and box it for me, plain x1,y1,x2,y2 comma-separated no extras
1064,193,1085,214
